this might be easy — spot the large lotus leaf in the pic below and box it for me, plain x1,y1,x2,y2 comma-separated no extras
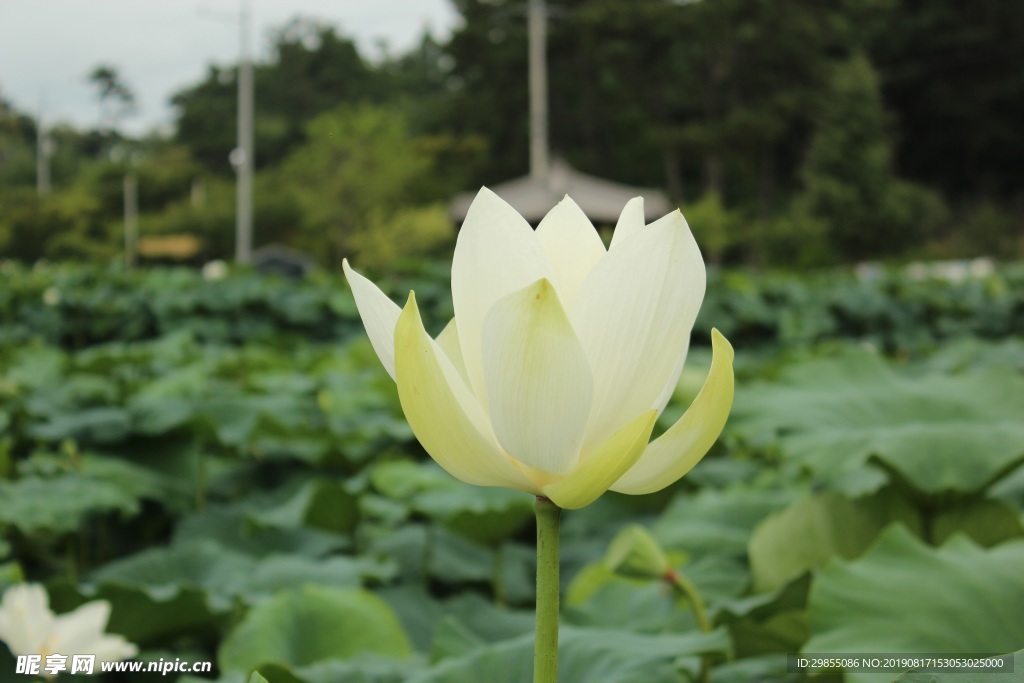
931,499,1024,547
28,406,131,444
408,627,730,683
367,524,494,586
195,394,313,448
652,488,800,557
174,508,347,559
733,350,1024,497
246,479,360,535
2,344,66,390
895,650,1023,682
710,654,811,683
377,586,535,656
749,490,920,593
806,526,1024,683
370,460,455,500
255,658,418,683
127,394,195,435
0,454,168,533
411,486,534,545
90,540,391,608
47,579,227,646
218,586,411,672
565,581,695,634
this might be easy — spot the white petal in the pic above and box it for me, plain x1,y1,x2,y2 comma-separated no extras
435,318,470,387
482,279,594,474
396,293,540,492
609,197,645,249
343,259,401,381
50,601,112,655
92,635,139,663
0,584,53,655
571,210,705,453
652,338,690,416
452,188,554,407
535,196,606,308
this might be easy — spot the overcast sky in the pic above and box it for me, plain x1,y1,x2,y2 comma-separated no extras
0,0,460,134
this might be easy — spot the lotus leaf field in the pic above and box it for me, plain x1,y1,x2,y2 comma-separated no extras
1,261,1023,683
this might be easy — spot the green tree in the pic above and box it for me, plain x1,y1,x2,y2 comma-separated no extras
802,53,945,260
172,20,388,175
278,104,453,267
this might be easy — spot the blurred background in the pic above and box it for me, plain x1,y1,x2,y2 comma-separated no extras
2,0,1021,268
2,2,1024,683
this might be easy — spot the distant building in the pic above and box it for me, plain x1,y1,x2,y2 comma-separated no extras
450,159,671,226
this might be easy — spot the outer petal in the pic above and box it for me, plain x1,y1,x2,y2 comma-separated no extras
395,292,539,493
482,279,594,474
572,210,705,453
609,196,645,249
343,259,401,381
611,329,734,495
543,410,658,510
0,584,53,655
535,196,606,309
452,188,554,407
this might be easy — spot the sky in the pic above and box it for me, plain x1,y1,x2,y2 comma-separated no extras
0,0,460,134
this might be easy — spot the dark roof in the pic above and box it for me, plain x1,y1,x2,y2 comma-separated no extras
450,159,672,224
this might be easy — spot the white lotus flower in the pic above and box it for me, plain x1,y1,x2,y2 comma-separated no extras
0,583,137,666
344,189,734,509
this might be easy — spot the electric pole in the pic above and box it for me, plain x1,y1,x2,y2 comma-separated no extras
528,0,549,182
235,0,254,264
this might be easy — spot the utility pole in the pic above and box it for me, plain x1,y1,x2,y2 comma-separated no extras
36,98,52,196
528,0,549,182
124,174,138,268
235,0,254,264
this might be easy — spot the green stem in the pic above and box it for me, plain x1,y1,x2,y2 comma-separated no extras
668,570,712,633
668,569,712,683
534,496,561,683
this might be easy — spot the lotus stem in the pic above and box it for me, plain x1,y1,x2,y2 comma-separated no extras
534,496,561,683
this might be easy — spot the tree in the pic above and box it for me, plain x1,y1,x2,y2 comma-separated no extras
171,20,388,175
801,53,945,260
87,64,137,130
277,104,452,267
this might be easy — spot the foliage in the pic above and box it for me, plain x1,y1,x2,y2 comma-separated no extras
277,105,455,268
3,262,1023,355
2,263,1023,681
801,53,947,260
5,1,1024,265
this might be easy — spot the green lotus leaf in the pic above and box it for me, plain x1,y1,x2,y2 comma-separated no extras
733,349,1024,497
806,525,1024,683
218,586,411,672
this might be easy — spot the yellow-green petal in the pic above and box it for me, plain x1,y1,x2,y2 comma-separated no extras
482,278,594,475
395,293,540,493
610,329,735,495
543,409,658,510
